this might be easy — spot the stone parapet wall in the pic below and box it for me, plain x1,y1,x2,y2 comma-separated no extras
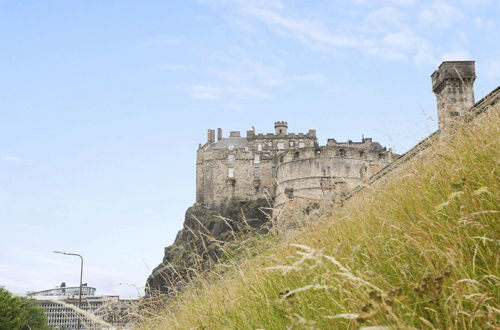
274,145,396,208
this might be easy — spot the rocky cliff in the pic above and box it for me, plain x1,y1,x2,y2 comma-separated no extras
146,199,270,296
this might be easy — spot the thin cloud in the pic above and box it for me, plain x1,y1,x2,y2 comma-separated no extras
0,153,24,163
200,0,496,65
189,85,222,100
138,36,181,48
440,50,472,61
418,1,463,29
158,64,193,71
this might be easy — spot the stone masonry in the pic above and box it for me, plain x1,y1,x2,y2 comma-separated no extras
196,122,397,209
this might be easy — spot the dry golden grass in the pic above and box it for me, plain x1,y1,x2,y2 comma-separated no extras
138,108,499,329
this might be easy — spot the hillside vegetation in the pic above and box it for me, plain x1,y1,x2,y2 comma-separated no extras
139,109,499,329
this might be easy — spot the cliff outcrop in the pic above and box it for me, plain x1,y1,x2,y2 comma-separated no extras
146,199,270,295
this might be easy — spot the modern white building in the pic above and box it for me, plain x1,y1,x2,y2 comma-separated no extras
28,282,136,329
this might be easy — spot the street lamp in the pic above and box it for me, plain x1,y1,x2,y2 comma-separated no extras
54,251,83,329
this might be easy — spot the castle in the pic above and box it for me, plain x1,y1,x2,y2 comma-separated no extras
195,61,483,210
196,123,397,208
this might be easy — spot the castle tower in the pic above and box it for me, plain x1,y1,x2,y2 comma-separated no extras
431,61,476,130
274,121,288,135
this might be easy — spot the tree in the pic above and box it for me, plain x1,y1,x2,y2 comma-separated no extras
0,288,51,330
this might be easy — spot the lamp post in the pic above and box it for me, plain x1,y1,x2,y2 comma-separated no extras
54,251,83,330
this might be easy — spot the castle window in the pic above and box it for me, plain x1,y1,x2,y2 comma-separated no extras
293,151,300,159
254,155,260,164
257,144,262,151
263,186,269,194
228,168,234,178
299,142,305,148
290,141,295,147
272,167,277,178
279,129,283,134
285,188,294,199
228,144,234,151
227,154,235,164
359,151,365,158
277,142,284,150
254,167,261,177
378,153,385,159
339,149,346,157
244,147,249,152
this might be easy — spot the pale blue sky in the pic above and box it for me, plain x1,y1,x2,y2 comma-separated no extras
1,0,499,298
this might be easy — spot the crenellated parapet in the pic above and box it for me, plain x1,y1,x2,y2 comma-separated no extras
273,138,397,208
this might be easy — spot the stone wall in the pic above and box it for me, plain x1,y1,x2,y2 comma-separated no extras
196,123,317,206
274,141,396,208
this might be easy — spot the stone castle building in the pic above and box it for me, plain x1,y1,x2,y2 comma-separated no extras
195,61,483,210
196,122,398,209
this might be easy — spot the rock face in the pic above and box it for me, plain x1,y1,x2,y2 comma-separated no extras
146,199,269,296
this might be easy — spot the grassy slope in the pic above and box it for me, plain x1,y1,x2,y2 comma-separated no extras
139,109,499,329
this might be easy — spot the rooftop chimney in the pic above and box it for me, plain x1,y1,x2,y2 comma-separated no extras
207,129,215,144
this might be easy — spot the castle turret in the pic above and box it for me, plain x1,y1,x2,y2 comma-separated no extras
431,61,476,130
274,121,288,135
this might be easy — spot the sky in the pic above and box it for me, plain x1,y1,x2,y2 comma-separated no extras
1,0,499,299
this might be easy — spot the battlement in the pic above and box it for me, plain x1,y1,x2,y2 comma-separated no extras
431,61,476,93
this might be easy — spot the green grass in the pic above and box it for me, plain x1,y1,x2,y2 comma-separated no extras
138,109,499,329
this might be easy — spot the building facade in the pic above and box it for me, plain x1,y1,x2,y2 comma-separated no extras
28,283,136,329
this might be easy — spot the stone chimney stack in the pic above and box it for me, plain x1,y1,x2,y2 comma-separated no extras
431,61,476,130
217,128,222,141
274,121,288,135
246,127,255,138
207,129,215,144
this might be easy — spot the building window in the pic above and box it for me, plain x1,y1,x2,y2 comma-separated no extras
293,151,300,159
299,142,305,148
277,142,284,150
263,186,269,194
339,149,346,157
228,144,234,151
244,147,249,152
359,151,365,158
290,141,295,147
378,153,385,159
272,167,277,178
257,144,262,151
228,168,234,178
254,155,260,164
227,154,235,164
254,167,261,177
285,188,294,199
